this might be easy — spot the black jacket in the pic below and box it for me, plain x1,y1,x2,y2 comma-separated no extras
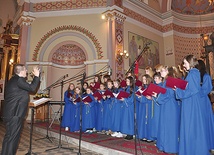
3,74,40,120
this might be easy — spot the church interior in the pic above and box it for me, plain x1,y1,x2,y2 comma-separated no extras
0,0,214,155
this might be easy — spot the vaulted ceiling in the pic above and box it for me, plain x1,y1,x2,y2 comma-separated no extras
171,0,214,15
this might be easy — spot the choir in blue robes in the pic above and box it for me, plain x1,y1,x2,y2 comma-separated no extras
61,90,75,129
150,83,162,139
102,95,114,131
176,68,210,155
111,88,123,132
102,87,114,131
155,80,180,153
94,90,104,131
82,94,96,131
120,86,134,135
72,94,81,132
136,95,154,140
199,73,214,150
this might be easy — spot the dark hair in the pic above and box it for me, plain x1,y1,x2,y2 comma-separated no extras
168,66,182,78
94,75,101,83
142,74,153,85
103,74,111,80
184,55,198,68
196,60,206,85
153,72,162,80
14,64,25,74
125,76,134,94
82,82,89,94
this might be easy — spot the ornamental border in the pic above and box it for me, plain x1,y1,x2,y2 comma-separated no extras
33,25,103,61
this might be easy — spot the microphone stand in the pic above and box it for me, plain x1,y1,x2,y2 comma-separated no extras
126,43,150,75
53,69,86,88
77,72,86,155
126,43,150,155
46,76,73,152
77,69,109,155
35,74,68,143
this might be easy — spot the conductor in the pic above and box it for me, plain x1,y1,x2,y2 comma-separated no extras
1,64,40,155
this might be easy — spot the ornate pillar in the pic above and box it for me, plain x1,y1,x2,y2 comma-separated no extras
113,11,126,79
8,46,16,79
1,47,10,80
17,15,35,64
104,10,126,79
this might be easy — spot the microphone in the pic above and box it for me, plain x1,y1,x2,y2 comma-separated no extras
63,74,68,79
107,66,112,76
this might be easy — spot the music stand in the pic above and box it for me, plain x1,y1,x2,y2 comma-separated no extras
34,104,53,142
34,89,53,143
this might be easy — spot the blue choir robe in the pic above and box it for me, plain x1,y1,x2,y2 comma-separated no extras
150,83,163,139
111,88,123,132
176,68,210,155
120,86,134,135
82,94,96,131
137,84,155,140
71,94,81,132
136,85,146,139
102,93,114,131
200,73,214,150
94,90,104,131
61,90,75,128
155,80,180,153
150,84,162,139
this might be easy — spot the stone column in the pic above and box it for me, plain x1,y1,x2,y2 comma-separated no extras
106,13,114,74
17,15,35,64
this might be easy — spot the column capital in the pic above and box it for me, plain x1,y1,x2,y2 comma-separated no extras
103,9,126,23
17,15,36,26
3,46,11,52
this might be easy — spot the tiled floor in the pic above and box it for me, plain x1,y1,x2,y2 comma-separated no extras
0,120,101,155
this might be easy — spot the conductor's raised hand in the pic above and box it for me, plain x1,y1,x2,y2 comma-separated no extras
32,66,40,77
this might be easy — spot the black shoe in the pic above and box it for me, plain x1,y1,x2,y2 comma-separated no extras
124,135,133,140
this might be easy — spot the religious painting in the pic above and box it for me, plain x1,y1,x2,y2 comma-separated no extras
128,31,159,69
0,80,5,100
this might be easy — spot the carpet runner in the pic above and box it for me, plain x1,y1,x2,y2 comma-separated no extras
35,122,173,155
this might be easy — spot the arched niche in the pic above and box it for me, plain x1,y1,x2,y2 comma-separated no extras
46,42,87,101
38,31,96,62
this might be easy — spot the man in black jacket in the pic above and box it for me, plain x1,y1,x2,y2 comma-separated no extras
1,64,40,155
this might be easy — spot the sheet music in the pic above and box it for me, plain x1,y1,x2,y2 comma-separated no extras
30,98,52,107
